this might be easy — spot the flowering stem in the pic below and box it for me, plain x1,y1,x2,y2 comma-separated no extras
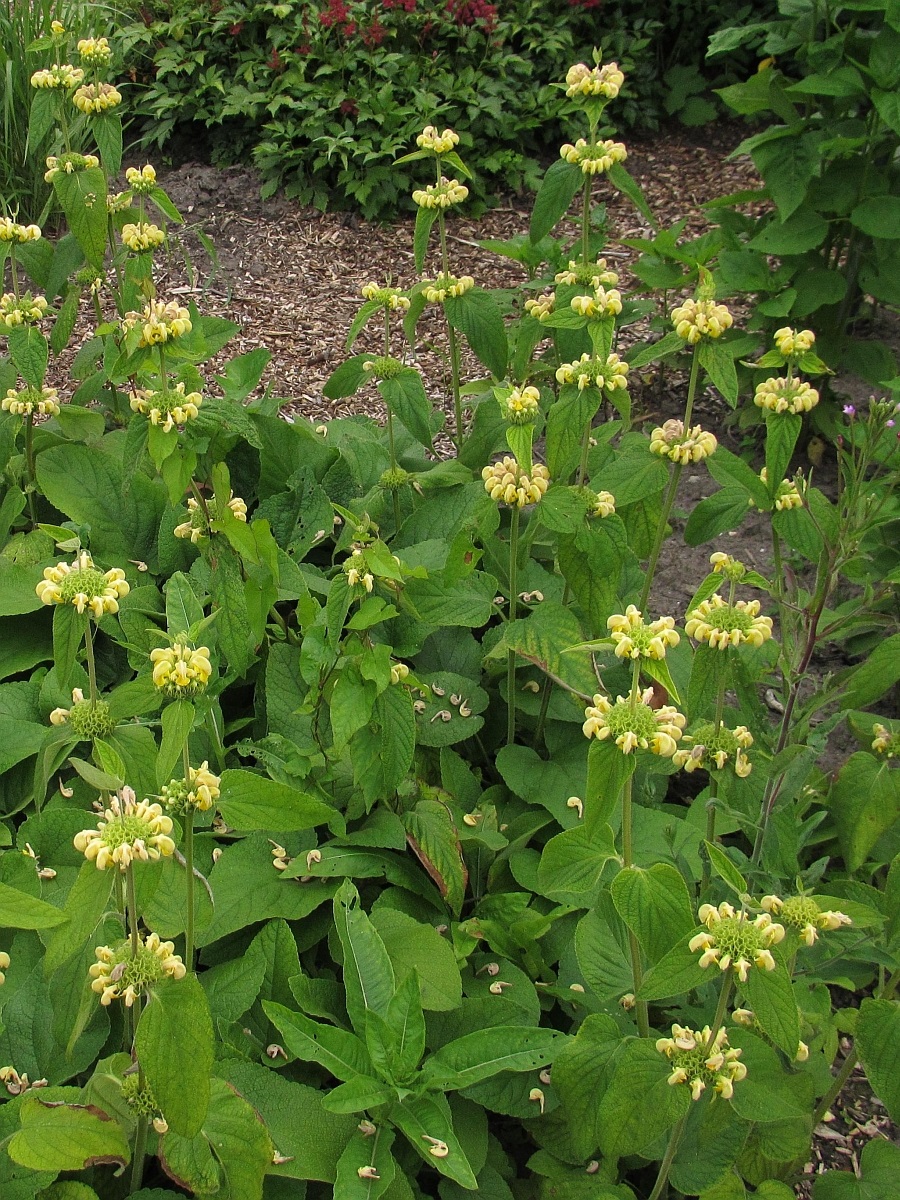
129,1116,149,1195
637,342,703,610
622,775,650,1038
436,196,464,447
812,1047,857,1129
384,311,402,530
126,863,139,959
506,505,521,746
576,421,592,487
182,740,195,973
647,1113,688,1200
707,972,734,1052
84,623,99,704
24,413,37,529
701,778,719,893
580,178,591,266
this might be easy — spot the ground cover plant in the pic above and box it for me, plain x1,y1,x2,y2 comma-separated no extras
115,0,767,218
0,17,898,1200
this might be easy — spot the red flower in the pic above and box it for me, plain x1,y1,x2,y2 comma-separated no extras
339,98,358,115
229,21,244,34
361,16,385,45
268,47,283,69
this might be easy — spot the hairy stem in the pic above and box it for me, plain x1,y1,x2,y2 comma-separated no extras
84,622,99,705
182,739,195,973
506,505,521,746
622,775,650,1037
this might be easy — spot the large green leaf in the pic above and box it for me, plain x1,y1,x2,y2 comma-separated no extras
610,863,695,964
334,1127,396,1198
855,999,900,1122
829,753,900,871
0,880,67,929
536,823,617,906
217,769,340,833
8,1097,128,1172
333,880,396,1036
262,1002,372,1081
551,1014,622,1159
596,1038,691,1157
402,799,468,916
423,1026,568,1090
445,288,508,379
53,167,108,268
740,961,800,1057
389,1094,477,1189
370,908,463,1012
379,371,434,451
529,159,582,243
135,976,214,1138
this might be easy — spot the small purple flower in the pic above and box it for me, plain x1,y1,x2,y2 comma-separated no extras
888,419,896,428
842,404,856,416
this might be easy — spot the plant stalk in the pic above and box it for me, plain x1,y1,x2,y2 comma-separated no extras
506,504,521,746
182,739,195,972
622,774,650,1038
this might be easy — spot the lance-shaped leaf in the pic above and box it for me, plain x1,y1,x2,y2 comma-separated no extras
262,1002,373,1082
421,1025,568,1091
333,880,396,1036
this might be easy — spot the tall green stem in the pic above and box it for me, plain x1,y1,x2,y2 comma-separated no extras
621,774,650,1038
383,310,402,530
129,1116,149,1194
701,666,728,891
84,623,99,704
580,177,592,265
126,862,139,958
182,740,195,972
24,413,37,528
435,168,464,448
506,505,521,746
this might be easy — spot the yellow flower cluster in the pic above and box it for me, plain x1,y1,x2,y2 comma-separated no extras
657,1024,747,1101
73,82,122,113
36,550,130,620
690,902,785,982
174,492,247,542
501,385,540,424
591,490,616,518
756,467,803,511
90,933,185,1007
159,762,221,814
416,126,460,154
607,606,680,660
872,722,900,758
412,177,468,209
649,418,717,464
0,950,9,986
760,895,851,946
122,299,192,346
125,164,157,194
390,662,410,685
77,36,112,66
753,377,819,414
0,291,49,328
50,20,65,34
556,351,629,392
130,381,202,432
360,283,410,311
45,152,99,182
31,63,84,89
570,287,623,319
150,642,212,695
50,688,116,740
74,788,176,872
685,594,773,650
774,326,815,358
673,722,754,777
0,218,41,243
672,297,733,343
423,273,474,303
524,293,555,320
710,551,746,581
121,222,165,253
107,191,132,214
582,687,685,756
555,258,619,288
482,456,550,507
345,549,374,592
559,138,627,175
565,61,624,100
2,385,60,418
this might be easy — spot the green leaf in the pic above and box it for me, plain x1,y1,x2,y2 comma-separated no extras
9,1097,129,1171
52,604,87,692
505,422,533,474
551,1014,622,1159
53,167,108,269
872,87,900,136
0,879,67,929
352,685,415,809
850,196,900,238
749,208,828,254
160,1078,272,1200
546,384,601,480
537,823,617,906
741,962,800,1056
324,1076,395,1113
217,769,339,833
135,975,214,1138
638,932,712,1000
597,1039,691,1157
262,1002,372,1081
703,841,748,896
424,1026,568,1091
402,799,468,916
608,162,657,228
699,339,739,406
334,1127,396,1197
839,633,900,709
855,999,900,1122
611,864,696,963
414,205,439,272
92,112,122,176
829,753,900,871
157,699,194,787
765,413,801,488
670,1093,748,1195
8,327,48,388
43,862,113,975
706,446,770,507
684,487,749,546
530,159,582,243
200,938,267,1024
390,1094,477,1189
487,600,599,700
445,289,508,379
586,738,635,829
370,908,463,1012
813,1135,900,1200
165,571,204,637
214,1060,357,1182
379,371,434,451
333,880,396,1035
750,138,817,221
